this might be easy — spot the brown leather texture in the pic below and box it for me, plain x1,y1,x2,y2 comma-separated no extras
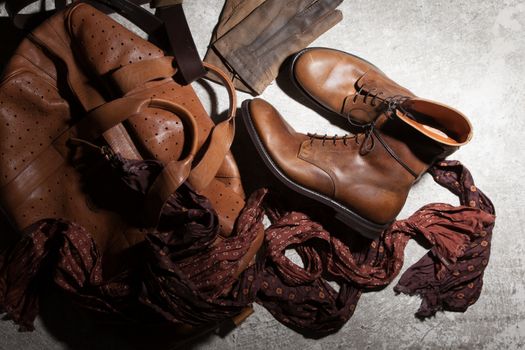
292,47,474,141
0,3,250,278
245,97,472,226
292,47,410,122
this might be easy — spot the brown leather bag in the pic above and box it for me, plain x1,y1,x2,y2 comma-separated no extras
0,1,261,290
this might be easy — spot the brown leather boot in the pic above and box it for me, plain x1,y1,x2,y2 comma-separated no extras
291,47,458,126
242,98,472,238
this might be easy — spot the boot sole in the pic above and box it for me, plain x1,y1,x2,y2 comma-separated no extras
290,47,385,119
242,100,388,240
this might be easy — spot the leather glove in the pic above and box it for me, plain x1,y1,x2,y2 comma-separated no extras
204,0,265,93
204,0,343,95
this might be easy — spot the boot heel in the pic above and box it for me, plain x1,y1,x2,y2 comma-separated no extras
333,211,389,240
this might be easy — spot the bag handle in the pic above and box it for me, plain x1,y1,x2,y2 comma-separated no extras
85,58,238,194
187,62,237,192
5,0,205,84
140,99,200,223
78,96,200,224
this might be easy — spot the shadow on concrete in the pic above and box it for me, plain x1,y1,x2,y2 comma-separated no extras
38,286,222,350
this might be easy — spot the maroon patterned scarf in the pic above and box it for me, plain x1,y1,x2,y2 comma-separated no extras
0,160,495,338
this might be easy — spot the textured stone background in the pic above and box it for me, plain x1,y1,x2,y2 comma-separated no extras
1,0,524,349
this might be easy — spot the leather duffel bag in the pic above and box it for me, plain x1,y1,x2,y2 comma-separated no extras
0,0,263,334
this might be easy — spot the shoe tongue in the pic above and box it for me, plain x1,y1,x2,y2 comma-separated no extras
68,4,165,77
355,70,414,100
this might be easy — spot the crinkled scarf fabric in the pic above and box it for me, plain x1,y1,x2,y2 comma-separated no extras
0,160,495,337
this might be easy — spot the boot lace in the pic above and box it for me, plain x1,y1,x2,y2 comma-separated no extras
306,120,378,156
342,84,412,118
307,91,419,178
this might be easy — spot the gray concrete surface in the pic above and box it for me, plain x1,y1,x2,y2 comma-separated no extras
1,0,524,349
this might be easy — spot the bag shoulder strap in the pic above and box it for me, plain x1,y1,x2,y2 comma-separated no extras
152,2,206,84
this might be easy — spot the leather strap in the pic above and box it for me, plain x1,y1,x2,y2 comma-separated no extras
187,62,237,192
111,56,177,94
78,96,150,140
150,0,182,6
140,99,199,223
81,97,199,160
144,157,192,223
153,3,206,83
